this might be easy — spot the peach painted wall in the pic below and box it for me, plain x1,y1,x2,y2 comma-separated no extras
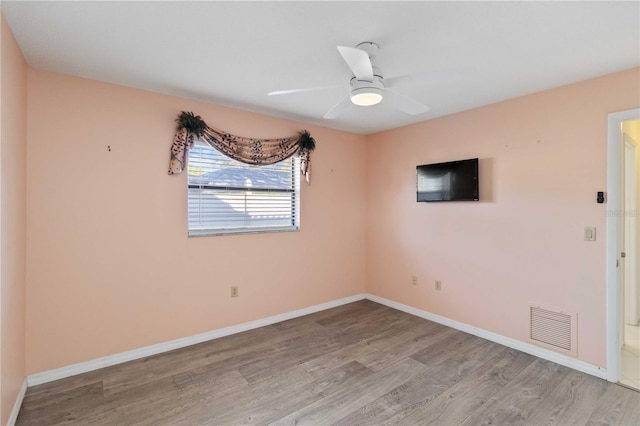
0,13,28,425
366,67,640,368
26,70,366,374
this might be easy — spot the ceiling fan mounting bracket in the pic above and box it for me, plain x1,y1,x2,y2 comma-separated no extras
356,41,379,60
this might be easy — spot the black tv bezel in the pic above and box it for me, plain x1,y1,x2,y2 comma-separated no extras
416,158,479,202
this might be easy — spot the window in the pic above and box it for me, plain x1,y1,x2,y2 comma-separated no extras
188,142,300,236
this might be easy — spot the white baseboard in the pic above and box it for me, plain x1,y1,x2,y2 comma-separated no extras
7,378,27,426
27,293,366,386
366,293,606,380
26,291,605,388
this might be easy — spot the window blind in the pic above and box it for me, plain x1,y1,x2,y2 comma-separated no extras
188,142,300,236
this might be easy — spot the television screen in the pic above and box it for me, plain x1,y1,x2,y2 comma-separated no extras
417,158,479,202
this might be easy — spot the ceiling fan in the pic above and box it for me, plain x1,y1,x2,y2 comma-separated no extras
268,41,443,119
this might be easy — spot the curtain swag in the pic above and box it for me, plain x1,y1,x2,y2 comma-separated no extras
168,111,316,183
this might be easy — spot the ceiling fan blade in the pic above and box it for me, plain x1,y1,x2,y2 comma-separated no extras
386,66,478,87
268,84,341,96
385,90,429,115
323,96,352,119
337,46,373,81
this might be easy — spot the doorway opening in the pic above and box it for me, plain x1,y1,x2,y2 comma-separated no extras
620,119,639,389
607,109,640,389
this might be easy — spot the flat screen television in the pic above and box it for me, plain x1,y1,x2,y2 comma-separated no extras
416,158,479,202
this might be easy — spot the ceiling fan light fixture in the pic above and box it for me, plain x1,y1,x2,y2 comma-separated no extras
351,88,383,106
349,77,384,106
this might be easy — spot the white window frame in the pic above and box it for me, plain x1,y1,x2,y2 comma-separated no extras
187,142,300,237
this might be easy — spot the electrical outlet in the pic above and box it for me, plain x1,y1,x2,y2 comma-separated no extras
435,280,442,291
231,286,239,298
411,276,418,286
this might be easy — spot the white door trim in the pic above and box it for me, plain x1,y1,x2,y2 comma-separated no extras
607,108,640,382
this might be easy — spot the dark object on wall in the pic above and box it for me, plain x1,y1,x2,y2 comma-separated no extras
176,111,207,137
597,191,606,203
297,130,316,152
417,158,479,202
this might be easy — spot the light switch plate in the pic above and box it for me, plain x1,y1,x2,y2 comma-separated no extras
584,226,596,241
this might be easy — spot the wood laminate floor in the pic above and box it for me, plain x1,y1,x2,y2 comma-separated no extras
16,300,640,425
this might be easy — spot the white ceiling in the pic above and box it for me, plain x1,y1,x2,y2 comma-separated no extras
2,1,639,134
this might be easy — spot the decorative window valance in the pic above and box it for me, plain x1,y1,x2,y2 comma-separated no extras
168,111,316,183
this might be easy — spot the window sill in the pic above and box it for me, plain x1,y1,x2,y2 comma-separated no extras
188,226,300,238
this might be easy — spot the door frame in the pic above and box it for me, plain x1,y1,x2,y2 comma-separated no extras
607,108,640,382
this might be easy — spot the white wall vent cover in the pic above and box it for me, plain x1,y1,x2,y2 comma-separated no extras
529,305,577,356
